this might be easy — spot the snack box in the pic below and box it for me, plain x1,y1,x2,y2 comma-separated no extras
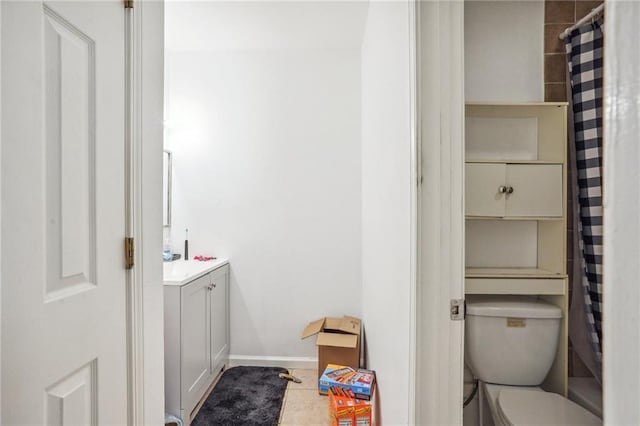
328,387,355,426
319,364,376,400
328,386,372,426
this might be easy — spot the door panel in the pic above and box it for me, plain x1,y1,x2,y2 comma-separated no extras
45,361,98,425
211,271,228,374
44,4,97,301
2,2,127,424
180,274,212,415
505,164,563,217
465,163,506,217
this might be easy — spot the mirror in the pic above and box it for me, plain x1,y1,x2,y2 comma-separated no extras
163,150,172,227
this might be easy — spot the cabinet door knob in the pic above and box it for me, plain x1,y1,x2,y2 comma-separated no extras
207,284,213,291
212,282,217,288
506,186,514,194
498,185,507,193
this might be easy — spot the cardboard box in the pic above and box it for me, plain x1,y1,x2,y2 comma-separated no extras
319,364,376,400
301,316,362,378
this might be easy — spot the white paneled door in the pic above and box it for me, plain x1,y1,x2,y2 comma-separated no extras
2,1,128,424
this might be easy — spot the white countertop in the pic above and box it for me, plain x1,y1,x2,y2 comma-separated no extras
163,259,229,286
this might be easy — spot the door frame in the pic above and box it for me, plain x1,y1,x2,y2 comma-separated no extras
126,1,165,425
602,1,640,423
126,4,143,423
0,3,3,420
413,1,465,425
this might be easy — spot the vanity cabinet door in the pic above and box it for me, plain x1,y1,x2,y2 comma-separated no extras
210,268,229,376
180,273,212,416
466,163,507,217
505,165,563,217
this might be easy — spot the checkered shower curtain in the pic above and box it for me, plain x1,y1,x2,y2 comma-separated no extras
565,17,604,364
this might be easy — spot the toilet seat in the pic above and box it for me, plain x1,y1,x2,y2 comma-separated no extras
497,388,601,425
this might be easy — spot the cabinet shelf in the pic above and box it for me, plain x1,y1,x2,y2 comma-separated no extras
466,159,563,165
465,103,567,163
465,267,567,279
465,277,567,295
466,215,564,221
466,101,568,107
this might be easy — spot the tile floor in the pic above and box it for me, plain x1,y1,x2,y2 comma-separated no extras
278,369,327,425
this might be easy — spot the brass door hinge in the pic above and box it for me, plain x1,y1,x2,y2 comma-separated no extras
124,0,134,9
125,237,135,269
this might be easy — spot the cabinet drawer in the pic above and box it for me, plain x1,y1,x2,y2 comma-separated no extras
465,278,566,295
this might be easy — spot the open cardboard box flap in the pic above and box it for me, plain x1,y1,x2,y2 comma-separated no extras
302,316,361,339
316,332,358,348
301,318,326,339
337,316,361,335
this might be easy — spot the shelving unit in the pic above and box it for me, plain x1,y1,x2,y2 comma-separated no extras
464,102,569,396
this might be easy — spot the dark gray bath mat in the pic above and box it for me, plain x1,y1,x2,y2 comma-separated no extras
191,366,289,426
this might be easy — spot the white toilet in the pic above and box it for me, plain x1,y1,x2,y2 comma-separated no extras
466,298,601,425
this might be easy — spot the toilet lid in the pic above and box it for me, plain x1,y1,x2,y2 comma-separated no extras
497,389,601,425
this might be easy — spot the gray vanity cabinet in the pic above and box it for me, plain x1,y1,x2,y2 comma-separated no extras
164,264,230,424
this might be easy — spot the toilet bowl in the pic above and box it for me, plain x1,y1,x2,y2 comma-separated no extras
484,383,601,426
466,298,602,425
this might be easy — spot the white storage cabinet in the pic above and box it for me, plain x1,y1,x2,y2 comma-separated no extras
164,264,230,424
464,102,569,396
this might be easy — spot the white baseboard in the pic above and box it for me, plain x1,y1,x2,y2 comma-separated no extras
228,355,317,370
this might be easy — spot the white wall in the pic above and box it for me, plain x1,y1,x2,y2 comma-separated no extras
165,47,363,361
165,1,368,52
465,1,544,102
361,2,412,424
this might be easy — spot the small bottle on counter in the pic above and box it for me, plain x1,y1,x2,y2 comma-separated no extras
163,237,173,262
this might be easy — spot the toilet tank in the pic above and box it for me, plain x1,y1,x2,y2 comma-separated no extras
465,298,562,386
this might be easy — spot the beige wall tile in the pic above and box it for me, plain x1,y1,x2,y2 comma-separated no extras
545,83,568,101
545,53,567,83
576,0,604,21
545,1,576,23
545,23,569,53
